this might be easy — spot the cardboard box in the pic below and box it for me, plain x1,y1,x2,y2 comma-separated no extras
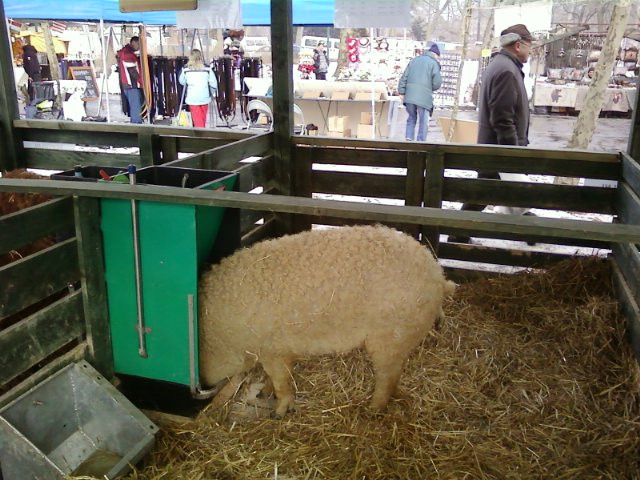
327,128,352,138
328,115,349,132
356,123,375,139
360,111,374,125
302,90,323,99
258,115,270,125
354,91,381,101
436,117,478,144
331,90,351,100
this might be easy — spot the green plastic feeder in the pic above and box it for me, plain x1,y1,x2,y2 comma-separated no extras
100,166,238,393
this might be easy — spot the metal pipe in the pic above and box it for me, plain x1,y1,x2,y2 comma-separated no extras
188,293,225,399
129,164,148,358
100,18,111,123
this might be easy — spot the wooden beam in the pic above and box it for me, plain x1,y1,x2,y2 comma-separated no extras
160,136,178,163
2,178,640,243
74,197,113,378
21,128,138,147
293,135,618,162
236,155,275,193
405,151,426,238
0,197,73,256
299,145,619,179
14,118,255,139
271,0,294,235
0,238,79,319
139,133,161,166
444,178,616,214
167,133,273,170
621,152,640,197
313,170,406,199
0,343,86,408
23,148,139,170
628,64,640,159
0,0,21,170
616,181,640,226
0,291,84,385
424,152,445,251
439,242,574,268
293,145,314,233
612,262,640,363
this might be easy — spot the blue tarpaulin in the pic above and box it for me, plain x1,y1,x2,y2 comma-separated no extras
2,0,335,25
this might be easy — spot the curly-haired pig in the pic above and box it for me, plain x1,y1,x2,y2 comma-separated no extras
199,225,455,417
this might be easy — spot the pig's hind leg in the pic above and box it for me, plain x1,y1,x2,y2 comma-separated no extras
260,354,296,418
365,335,412,410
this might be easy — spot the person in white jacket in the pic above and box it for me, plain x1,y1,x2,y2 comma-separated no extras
178,49,218,128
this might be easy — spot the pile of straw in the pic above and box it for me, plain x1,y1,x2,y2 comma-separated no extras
120,258,639,479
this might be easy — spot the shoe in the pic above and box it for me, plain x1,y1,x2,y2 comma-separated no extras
448,235,471,244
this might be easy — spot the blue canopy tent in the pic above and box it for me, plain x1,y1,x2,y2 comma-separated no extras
2,0,335,25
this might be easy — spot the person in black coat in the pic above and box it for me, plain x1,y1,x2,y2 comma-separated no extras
22,44,41,82
450,24,535,244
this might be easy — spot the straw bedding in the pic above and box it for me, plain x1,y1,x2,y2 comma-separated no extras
115,258,640,479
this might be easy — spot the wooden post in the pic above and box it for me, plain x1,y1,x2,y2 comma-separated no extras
423,152,445,254
405,151,426,239
139,133,161,166
292,146,314,233
41,22,64,111
161,136,178,164
74,196,114,378
0,0,21,170
270,0,294,233
628,70,640,161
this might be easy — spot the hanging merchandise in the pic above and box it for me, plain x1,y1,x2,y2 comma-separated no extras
240,57,262,123
149,56,188,119
213,56,236,126
347,37,360,64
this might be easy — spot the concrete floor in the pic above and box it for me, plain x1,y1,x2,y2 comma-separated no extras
84,95,632,153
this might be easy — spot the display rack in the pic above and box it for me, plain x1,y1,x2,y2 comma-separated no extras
434,52,461,107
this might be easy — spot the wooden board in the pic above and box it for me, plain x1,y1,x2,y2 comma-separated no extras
0,292,84,384
1,179,638,244
0,197,73,257
0,238,79,319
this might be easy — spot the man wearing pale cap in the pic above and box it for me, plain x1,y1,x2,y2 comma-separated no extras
449,24,534,243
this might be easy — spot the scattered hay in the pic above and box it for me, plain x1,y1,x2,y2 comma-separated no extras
116,258,640,479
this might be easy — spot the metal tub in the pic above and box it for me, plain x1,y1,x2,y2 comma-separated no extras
0,361,158,479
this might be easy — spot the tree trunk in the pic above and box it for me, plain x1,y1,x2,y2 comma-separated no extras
567,0,630,149
422,0,451,42
481,0,496,50
335,28,351,79
557,0,631,185
446,0,473,142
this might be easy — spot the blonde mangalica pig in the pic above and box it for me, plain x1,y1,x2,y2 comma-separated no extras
199,225,455,417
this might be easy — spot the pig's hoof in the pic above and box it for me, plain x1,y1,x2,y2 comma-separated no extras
271,411,284,420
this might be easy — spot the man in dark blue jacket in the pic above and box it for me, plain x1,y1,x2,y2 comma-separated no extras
398,43,442,141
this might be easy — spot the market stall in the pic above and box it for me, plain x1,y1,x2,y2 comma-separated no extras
534,31,639,115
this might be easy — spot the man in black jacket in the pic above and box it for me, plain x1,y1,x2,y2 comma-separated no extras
22,44,41,82
450,24,534,244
